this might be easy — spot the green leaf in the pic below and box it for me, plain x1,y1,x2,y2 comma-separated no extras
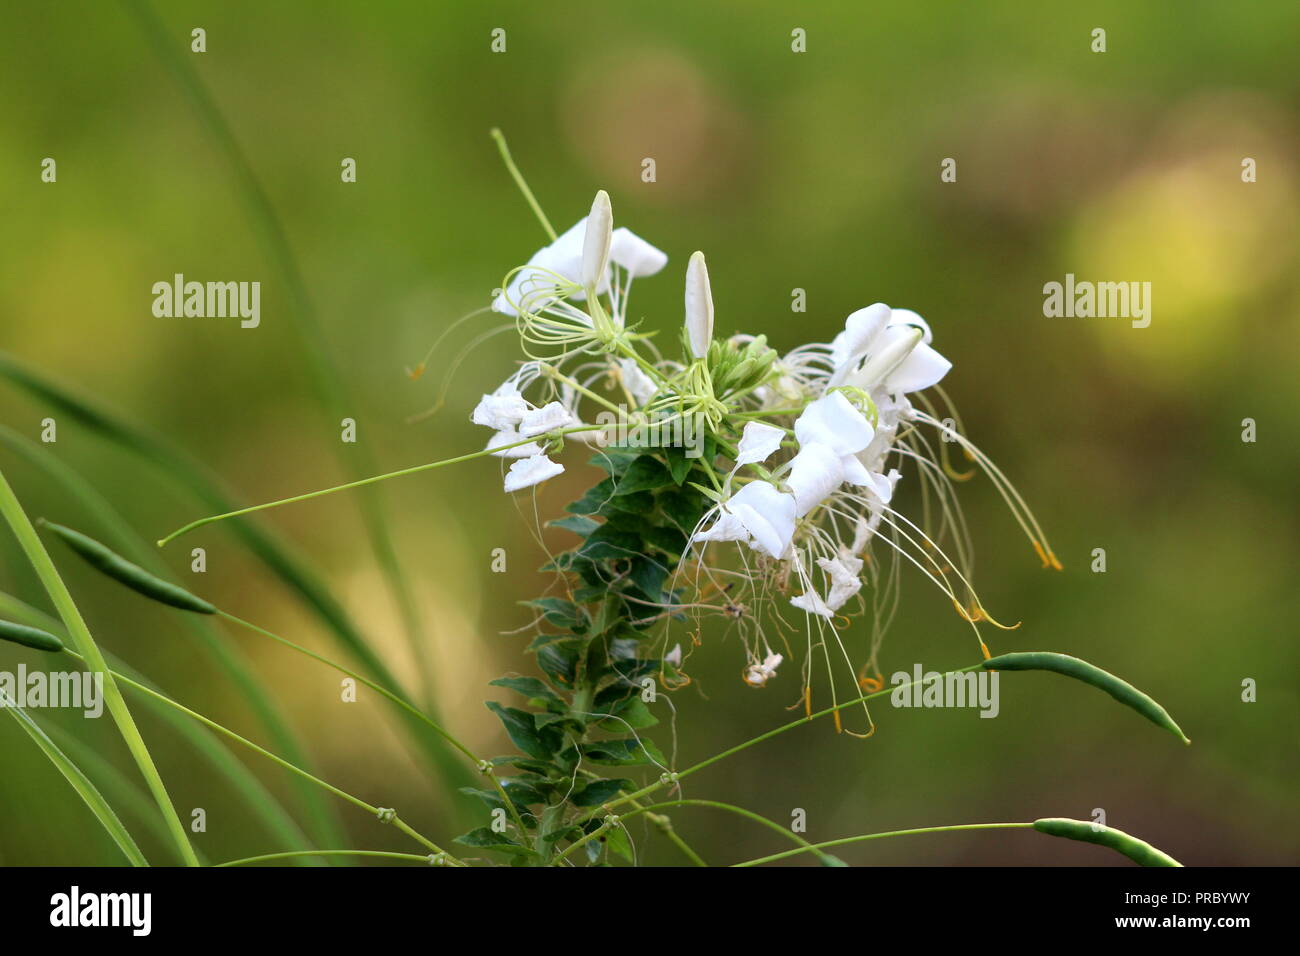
521,597,585,630
605,824,635,863
536,640,580,688
613,455,673,495
549,514,600,537
583,736,666,767
569,778,633,807
489,675,562,704
485,701,553,760
453,827,539,860
578,526,643,561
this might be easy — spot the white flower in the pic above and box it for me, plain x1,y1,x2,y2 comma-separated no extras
518,400,577,437
744,653,784,687
665,643,683,667
684,251,714,359
580,190,612,288
793,391,875,485
618,358,658,406
735,421,785,466
503,453,565,492
693,480,797,559
790,589,834,619
817,554,862,611
485,427,542,459
825,304,952,394
471,380,531,429
784,442,844,517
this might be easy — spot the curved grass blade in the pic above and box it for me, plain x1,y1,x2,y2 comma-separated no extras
43,720,211,866
0,589,323,865
982,651,1189,744
1033,817,1183,867
0,465,198,865
0,426,347,850
0,355,479,813
2,694,149,866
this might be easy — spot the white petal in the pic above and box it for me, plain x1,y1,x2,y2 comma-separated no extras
503,454,565,493
853,325,923,389
618,358,658,405
794,392,874,457
610,227,668,277
736,421,785,466
830,303,890,370
472,389,531,429
790,589,834,619
785,442,844,517
727,480,797,559
580,191,612,288
684,251,714,359
485,427,543,459
883,341,951,393
817,556,862,611
692,509,749,544
887,307,932,344
518,401,576,437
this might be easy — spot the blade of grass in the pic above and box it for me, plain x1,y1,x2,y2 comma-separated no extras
2,694,150,866
0,352,479,814
0,464,198,865
43,719,211,865
121,0,435,707
0,590,324,865
0,426,348,850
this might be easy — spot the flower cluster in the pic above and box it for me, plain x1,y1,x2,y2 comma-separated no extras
472,190,1059,711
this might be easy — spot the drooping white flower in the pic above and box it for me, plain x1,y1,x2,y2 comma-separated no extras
503,453,565,492
693,479,797,559
744,653,784,687
485,427,543,459
471,380,531,429
580,190,612,288
784,442,844,517
817,554,863,611
684,251,714,360
735,421,785,466
793,391,875,485
790,589,834,619
828,303,890,378
518,400,577,437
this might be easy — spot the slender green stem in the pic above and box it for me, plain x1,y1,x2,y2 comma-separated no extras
217,609,531,840
733,822,1034,867
217,850,434,867
554,799,831,867
2,694,150,866
0,467,199,866
60,649,463,865
158,426,596,547
576,665,984,826
491,128,557,240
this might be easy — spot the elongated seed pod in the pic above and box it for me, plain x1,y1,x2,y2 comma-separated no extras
1033,817,1182,867
39,520,216,614
0,620,64,652
983,651,1189,744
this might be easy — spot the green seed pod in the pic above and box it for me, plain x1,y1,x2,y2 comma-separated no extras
39,520,216,614
0,620,64,653
1033,817,1182,867
983,651,1188,744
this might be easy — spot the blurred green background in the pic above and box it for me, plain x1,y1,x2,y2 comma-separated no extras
1,0,1296,866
